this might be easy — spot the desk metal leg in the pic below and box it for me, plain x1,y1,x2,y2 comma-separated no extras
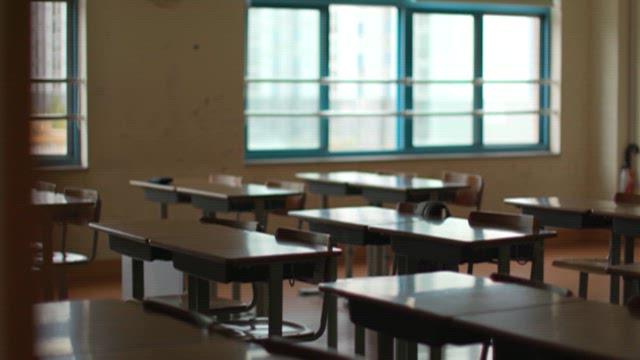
256,283,268,317
232,283,241,301
497,246,511,275
378,333,393,360
160,203,168,219
321,195,329,209
609,233,622,304
345,245,353,278
132,258,144,301
531,239,544,282
254,200,268,231
327,257,338,348
355,325,365,356
197,278,210,311
430,345,443,360
366,246,376,276
268,263,283,337
623,236,636,303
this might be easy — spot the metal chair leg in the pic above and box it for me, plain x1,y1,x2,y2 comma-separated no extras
578,272,588,299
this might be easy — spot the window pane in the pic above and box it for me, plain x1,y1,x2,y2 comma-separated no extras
413,14,474,80
247,8,319,79
31,82,67,116
247,117,320,150
30,120,67,155
31,1,67,79
329,5,397,79
330,84,396,112
413,116,473,146
413,84,473,113
330,117,396,152
484,15,540,80
247,83,318,112
483,114,539,145
484,83,539,112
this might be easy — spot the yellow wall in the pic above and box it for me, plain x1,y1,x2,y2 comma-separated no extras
41,0,594,259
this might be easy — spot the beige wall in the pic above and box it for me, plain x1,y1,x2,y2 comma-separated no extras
42,0,594,260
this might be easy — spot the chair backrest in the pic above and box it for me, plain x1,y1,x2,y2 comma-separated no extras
199,216,263,232
489,273,573,298
63,187,101,225
442,171,484,210
265,180,306,210
469,211,538,233
614,192,640,205
258,337,355,360
275,228,333,284
208,173,243,187
396,201,451,220
35,180,56,192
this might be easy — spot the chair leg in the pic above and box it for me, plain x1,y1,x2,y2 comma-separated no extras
578,272,588,299
430,345,443,360
480,342,490,360
467,262,474,274
58,268,68,300
297,219,303,230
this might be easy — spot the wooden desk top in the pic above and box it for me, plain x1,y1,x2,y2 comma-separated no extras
31,190,94,207
130,178,302,200
90,220,340,265
89,220,215,244
607,262,640,278
296,171,466,192
591,203,640,221
504,196,615,214
457,301,640,360
35,300,254,358
320,272,576,321
288,206,419,229
370,217,555,247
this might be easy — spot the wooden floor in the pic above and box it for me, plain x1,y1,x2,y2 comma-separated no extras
65,233,627,359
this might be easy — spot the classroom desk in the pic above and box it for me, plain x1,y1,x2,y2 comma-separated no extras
592,203,640,302
457,300,640,360
296,171,467,207
505,196,631,303
35,299,286,359
90,220,340,342
130,178,303,227
288,206,420,276
370,217,555,282
320,272,577,360
32,190,96,300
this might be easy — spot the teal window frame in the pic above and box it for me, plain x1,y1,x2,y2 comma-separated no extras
244,0,551,160
31,0,82,167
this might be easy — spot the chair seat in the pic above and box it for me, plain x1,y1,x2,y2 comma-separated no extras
149,294,251,315
607,263,640,279
552,258,609,274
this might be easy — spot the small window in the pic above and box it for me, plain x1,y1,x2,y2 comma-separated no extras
30,0,84,167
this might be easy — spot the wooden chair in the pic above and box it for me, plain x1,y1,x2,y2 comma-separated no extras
34,180,56,192
480,274,573,360
442,171,484,210
47,187,101,299
199,216,262,304
265,180,306,229
553,192,640,299
466,211,539,276
273,228,336,343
